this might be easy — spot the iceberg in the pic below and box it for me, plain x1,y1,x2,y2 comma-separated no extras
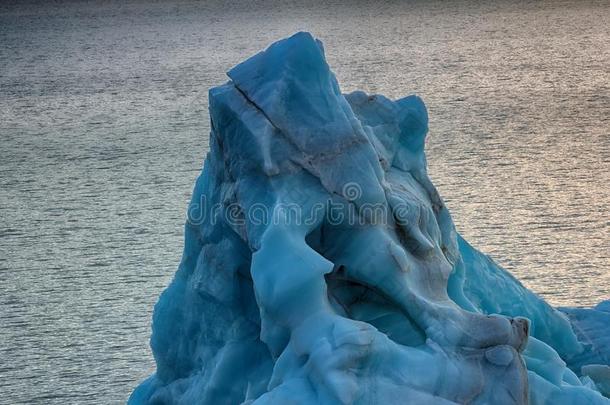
129,32,609,404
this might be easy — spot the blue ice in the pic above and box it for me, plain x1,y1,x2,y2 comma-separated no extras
130,32,610,404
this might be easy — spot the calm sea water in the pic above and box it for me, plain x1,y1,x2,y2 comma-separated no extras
1,1,608,403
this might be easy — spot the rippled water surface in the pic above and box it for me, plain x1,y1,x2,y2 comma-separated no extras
1,0,608,403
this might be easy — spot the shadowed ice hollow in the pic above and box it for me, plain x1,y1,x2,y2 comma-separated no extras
129,32,610,404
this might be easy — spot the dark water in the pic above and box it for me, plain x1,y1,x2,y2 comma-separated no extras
1,1,608,403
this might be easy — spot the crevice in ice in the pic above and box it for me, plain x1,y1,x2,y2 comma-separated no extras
325,268,427,347
306,222,429,348
232,83,281,132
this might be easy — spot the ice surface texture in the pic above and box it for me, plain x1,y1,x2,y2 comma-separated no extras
129,32,609,404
